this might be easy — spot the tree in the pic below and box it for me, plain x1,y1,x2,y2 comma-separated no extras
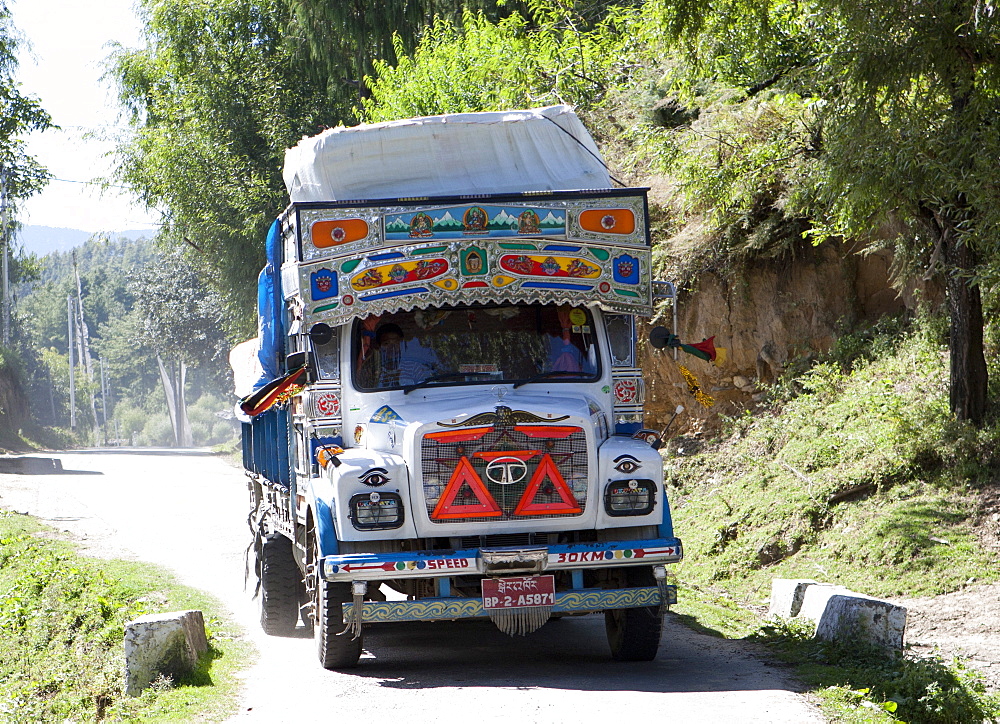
808,2,997,425
128,250,228,446
110,0,337,333
0,1,54,438
0,0,54,351
360,5,642,122
0,1,53,209
285,0,528,102
656,0,999,425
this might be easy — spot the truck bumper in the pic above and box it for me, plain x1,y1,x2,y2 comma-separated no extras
323,537,682,622
342,585,678,623
321,537,683,581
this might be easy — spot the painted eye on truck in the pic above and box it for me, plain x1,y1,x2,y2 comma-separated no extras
613,455,641,474
359,467,390,487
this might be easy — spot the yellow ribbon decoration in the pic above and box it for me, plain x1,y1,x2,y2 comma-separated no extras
274,384,306,406
678,365,714,408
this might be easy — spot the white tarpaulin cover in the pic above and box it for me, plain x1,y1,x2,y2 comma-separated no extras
283,105,612,202
229,337,263,399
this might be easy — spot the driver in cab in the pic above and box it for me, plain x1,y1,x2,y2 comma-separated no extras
357,323,439,389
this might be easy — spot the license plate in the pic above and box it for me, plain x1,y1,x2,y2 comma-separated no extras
482,575,555,609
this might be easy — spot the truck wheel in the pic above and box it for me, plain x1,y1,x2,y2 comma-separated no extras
605,567,663,661
310,539,362,669
260,533,301,636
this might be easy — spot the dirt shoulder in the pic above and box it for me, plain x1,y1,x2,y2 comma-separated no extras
885,485,1000,690
892,582,1000,691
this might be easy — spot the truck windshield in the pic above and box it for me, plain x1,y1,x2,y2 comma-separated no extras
352,304,599,392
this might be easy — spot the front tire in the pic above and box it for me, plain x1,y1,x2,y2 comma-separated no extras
259,533,300,636
309,534,362,669
605,567,663,661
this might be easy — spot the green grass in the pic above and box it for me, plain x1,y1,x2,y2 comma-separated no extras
0,511,253,722
752,619,1000,723
669,582,763,638
669,317,1000,602
664,313,1000,722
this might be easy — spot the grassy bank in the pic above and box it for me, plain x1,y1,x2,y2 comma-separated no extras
0,511,251,722
665,314,1000,722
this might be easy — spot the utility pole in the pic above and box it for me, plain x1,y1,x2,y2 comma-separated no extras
71,251,94,378
0,169,9,346
67,295,76,429
72,250,99,439
100,357,108,446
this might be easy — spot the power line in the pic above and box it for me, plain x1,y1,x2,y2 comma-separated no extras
49,177,134,190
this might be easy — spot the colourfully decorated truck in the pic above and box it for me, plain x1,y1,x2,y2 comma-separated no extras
233,105,683,669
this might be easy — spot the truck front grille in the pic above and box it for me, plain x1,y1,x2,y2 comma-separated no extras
456,533,548,548
421,424,588,523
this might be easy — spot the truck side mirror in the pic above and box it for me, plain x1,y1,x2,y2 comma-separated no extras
309,322,333,346
649,326,672,350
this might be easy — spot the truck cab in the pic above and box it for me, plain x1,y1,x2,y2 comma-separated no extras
237,107,682,668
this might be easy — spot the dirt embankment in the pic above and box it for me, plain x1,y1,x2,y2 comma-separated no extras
640,238,936,435
894,582,1000,690
903,497,1000,690
638,216,1000,691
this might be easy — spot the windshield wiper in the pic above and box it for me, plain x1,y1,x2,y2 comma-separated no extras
512,370,586,389
402,371,494,395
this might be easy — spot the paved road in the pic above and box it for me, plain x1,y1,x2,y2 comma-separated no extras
0,450,824,723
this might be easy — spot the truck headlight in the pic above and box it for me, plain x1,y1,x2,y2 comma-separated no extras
604,479,656,516
349,491,405,530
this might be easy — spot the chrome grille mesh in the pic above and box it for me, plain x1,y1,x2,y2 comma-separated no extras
421,425,588,523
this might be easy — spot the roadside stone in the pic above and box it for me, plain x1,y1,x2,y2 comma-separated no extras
124,610,209,696
768,578,820,618
771,579,907,650
795,583,851,622
814,593,906,650
0,456,63,474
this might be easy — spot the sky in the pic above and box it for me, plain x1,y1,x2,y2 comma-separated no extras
10,0,159,233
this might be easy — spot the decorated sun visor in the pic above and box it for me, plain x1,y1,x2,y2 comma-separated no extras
291,189,652,325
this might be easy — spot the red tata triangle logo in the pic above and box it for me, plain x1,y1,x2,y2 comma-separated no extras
431,453,581,519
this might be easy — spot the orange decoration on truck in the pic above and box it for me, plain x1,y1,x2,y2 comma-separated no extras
311,218,370,248
431,457,503,519
579,208,635,235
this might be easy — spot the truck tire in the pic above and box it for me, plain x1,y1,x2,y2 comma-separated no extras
310,537,362,669
604,567,663,661
260,533,301,636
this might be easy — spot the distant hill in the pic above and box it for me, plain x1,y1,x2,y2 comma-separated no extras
17,226,158,257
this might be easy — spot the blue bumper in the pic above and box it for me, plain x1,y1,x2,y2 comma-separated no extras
322,537,682,581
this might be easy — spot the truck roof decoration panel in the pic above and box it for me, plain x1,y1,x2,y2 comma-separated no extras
295,189,649,260
292,191,652,325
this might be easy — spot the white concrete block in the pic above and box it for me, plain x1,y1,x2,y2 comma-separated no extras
768,578,820,618
797,585,907,650
796,583,849,622
0,456,63,474
124,610,209,696
815,594,907,649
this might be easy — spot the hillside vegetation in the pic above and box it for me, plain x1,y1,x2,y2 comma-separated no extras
670,313,1000,601
664,312,1000,722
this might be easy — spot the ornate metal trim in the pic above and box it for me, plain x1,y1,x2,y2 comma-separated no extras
341,585,674,623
